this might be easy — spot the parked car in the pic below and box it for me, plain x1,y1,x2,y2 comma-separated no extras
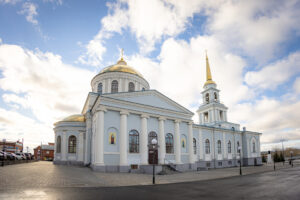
5,152,16,160
24,153,33,160
15,153,23,160
0,151,7,160
9,153,17,160
0,151,4,161
21,153,27,160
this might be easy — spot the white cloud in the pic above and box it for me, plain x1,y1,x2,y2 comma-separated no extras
230,96,300,143
0,44,94,127
129,35,251,113
78,0,204,65
206,0,300,63
43,0,63,6
18,2,39,25
293,77,300,94
0,0,20,5
245,51,300,90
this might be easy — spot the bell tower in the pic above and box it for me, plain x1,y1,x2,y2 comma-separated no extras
197,52,228,125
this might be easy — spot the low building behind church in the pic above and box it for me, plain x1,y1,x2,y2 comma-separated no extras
53,52,262,173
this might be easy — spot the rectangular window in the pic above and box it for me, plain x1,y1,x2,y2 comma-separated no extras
206,162,211,167
218,162,222,166
228,161,232,165
204,112,209,122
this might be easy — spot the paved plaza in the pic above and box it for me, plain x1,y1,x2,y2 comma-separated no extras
0,161,299,188
0,162,299,199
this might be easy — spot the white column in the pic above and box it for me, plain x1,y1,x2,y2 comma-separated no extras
224,111,227,121
258,135,261,154
94,107,106,166
188,121,194,163
223,132,226,159
78,132,84,162
140,114,149,165
61,132,67,161
84,111,92,165
120,110,129,165
199,129,203,160
54,133,57,161
158,117,166,164
174,120,181,164
211,109,215,122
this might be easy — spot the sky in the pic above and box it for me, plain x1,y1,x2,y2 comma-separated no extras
0,0,300,153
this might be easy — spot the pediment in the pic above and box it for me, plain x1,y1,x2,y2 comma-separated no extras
102,90,193,115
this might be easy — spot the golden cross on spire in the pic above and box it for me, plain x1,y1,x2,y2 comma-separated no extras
121,48,124,60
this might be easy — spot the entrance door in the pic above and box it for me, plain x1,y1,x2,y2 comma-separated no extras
148,149,158,164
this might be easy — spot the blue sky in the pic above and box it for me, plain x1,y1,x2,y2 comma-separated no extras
0,0,300,152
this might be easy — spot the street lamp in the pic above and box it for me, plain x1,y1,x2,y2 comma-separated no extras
290,151,293,167
238,146,242,175
150,138,158,184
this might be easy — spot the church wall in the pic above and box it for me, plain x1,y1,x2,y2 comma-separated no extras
214,131,223,160
103,110,120,154
180,122,188,154
147,117,159,137
104,154,120,165
127,113,141,165
201,129,213,161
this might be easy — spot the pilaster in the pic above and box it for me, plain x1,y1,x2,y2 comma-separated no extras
158,117,166,164
120,110,129,166
140,114,149,165
188,121,194,163
174,119,181,164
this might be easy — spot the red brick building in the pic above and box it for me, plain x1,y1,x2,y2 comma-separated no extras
34,143,54,161
0,139,23,153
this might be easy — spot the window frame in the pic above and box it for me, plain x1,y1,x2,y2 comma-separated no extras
56,136,61,153
68,135,77,154
128,82,135,92
193,138,197,154
217,140,222,154
205,139,210,154
111,80,118,93
165,133,174,154
129,130,139,153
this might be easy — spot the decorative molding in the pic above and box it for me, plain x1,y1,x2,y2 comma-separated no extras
158,116,166,121
140,114,149,119
120,110,129,115
96,106,107,112
175,119,181,123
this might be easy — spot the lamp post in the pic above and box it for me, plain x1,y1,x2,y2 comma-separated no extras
290,151,293,167
150,138,158,184
238,146,242,175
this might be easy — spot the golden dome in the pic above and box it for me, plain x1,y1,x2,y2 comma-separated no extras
98,58,143,78
60,114,85,123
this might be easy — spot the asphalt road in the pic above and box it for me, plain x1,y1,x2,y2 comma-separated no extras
1,166,299,200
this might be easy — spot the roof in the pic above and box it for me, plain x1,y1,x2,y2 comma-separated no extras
98,58,143,78
54,114,85,125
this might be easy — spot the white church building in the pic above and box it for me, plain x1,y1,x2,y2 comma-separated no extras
53,52,262,173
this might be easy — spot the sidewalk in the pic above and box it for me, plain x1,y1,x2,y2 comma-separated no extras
0,161,298,189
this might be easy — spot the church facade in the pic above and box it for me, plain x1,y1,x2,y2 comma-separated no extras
53,53,262,173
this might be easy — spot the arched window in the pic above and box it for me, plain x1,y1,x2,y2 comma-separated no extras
214,92,218,101
252,141,256,153
205,93,209,103
56,136,61,153
165,133,174,153
193,138,197,154
97,83,103,94
205,139,210,154
68,135,76,153
148,131,157,145
111,80,118,93
128,82,135,92
217,140,222,154
237,141,240,153
129,130,139,153
228,141,231,154
142,87,145,91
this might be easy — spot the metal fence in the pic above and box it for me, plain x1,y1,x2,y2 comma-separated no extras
1,159,38,167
